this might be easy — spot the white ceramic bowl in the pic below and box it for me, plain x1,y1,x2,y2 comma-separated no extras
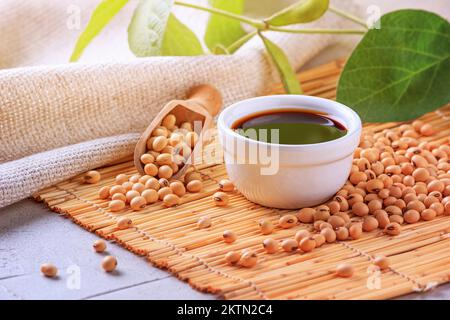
217,95,362,209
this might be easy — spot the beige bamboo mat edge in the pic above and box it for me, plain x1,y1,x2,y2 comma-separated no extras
34,59,450,300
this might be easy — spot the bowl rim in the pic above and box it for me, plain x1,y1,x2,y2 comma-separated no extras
217,95,362,151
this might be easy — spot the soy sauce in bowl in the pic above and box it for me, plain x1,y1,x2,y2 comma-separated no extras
231,108,347,145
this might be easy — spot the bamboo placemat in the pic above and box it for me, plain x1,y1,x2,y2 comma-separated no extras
34,60,450,300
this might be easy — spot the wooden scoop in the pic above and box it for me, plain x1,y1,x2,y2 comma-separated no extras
134,84,222,179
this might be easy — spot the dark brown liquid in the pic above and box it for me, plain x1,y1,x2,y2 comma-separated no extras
231,108,347,145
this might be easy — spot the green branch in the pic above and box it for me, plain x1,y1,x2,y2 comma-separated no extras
175,1,366,37
226,31,258,53
174,0,265,29
267,26,366,35
329,6,368,28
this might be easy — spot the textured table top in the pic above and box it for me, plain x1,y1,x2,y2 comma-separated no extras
0,200,213,300
1,199,449,300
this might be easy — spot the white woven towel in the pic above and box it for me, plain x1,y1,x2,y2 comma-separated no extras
0,0,361,208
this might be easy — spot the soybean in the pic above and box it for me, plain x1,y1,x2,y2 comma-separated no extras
112,193,126,202
294,230,310,243
219,179,234,192
373,255,390,270
421,208,436,221
225,251,241,265
312,234,326,247
197,216,211,229
170,181,186,197
141,189,158,204
163,194,180,207
279,214,297,229
223,230,237,243
335,227,349,241
102,256,117,272
299,237,316,252
352,202,369,217
185,171,202,183
281,239,298,252
240,251,258,268
40,263,58,277
158,187,172,200
130,196,146,211
117,217,133,229
115,173,129,184
259,219,274,235
384,222,401,236
349,224,363,240
98,186,110,199
186,180,203,193
297,208,315,223
93,240,107,253
336,263,354,278
213,192,229,206
362,216,379,232
83,170,101,184
109,200,125,212
263,238,279,254
126,190,140,203
321,227,336,243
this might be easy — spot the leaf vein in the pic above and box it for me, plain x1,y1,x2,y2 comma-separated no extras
417,63,440,103
391,77,412,107
344,66,413,74
356,46,442,60
349,54,450,107
382,26,450,39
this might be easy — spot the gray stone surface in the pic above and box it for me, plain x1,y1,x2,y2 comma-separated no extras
1,199,448,300
0,199,212,300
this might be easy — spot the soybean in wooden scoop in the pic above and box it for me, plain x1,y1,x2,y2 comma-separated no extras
134,84,222,179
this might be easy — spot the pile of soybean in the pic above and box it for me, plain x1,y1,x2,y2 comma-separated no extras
223,121,449,276
97,113,208,211
83,119,449,278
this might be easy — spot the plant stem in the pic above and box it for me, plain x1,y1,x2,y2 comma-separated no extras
174,1,265,29
175,1,367,36
226,31,258,53
268,26,366,35
329,6,368,28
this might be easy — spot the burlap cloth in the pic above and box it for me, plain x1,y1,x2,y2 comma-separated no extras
0,0,361,208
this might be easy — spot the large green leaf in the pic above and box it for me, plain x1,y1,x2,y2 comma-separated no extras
266,0,329,26
70,0,129,62
128,0,202,56
259,33,302,94
161,14,203,56
337,10,450,122
205,0,247,53
128,0,173,56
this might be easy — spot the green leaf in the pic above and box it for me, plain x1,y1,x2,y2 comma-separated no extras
337,10,450,122
266,0,329,26
70,0,129,62
244,0,289,18
128,0,202,57
161,13,203,56
127,0,173,57
211,45,230,55
205,0,247,53
259,33,302,94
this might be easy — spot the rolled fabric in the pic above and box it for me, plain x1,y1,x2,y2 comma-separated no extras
0,133,139,208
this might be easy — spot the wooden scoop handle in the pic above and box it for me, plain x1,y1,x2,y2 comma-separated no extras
185,84,222,117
